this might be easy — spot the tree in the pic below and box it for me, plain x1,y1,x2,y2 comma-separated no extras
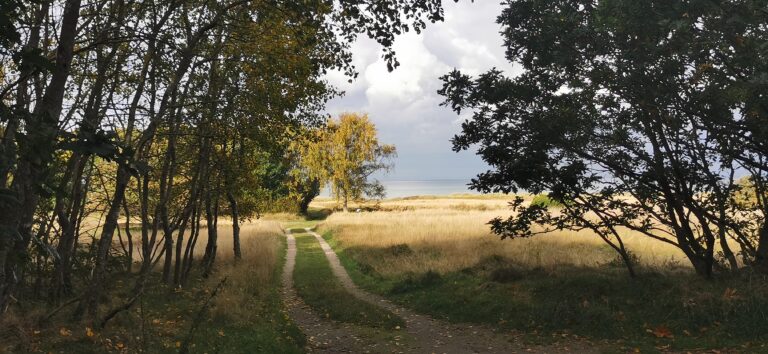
286,136,322,215
0,0,451,322
302,113,396,212
440,0,768,278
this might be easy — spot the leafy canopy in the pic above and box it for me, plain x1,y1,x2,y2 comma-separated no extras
440,0,768,277
299,113,396,209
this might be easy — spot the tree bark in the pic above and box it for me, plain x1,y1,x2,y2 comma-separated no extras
226,192,241,260
202,192,219,277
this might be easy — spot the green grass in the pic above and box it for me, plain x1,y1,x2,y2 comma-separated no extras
323,230,768,353
292,232,404,330
283,221,319,231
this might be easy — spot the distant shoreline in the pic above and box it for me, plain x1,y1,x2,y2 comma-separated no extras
320,179,480,199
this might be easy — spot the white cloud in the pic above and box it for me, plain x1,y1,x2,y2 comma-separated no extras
324,1,518,180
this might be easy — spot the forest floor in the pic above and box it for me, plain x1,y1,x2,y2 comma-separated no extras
1,223,306,354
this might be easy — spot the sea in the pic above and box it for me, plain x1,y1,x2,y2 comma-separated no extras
320,179,480,199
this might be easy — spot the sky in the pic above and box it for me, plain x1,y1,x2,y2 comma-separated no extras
323,1,520,181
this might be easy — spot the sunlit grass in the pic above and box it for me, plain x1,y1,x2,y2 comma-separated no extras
317,198,689,276
316,196,768,352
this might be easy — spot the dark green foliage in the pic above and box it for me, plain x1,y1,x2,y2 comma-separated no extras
305,207,331,221
0,0,22,53
440,0,768,277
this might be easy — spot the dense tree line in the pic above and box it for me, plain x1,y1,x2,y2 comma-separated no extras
0,0,448,324
441,0,768,278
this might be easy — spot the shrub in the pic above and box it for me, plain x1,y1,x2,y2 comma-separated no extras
529,194,566,208
386,244,413,257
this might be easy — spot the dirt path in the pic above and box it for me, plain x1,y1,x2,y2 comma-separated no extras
305,228,600,354
281,230,405,353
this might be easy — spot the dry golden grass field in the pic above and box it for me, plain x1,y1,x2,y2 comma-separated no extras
315,195,690,276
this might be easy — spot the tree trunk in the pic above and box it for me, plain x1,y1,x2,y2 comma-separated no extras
181,203,203,286
226,192,241,260
73,166,129,320
122,198,134,273
173,219,189,287
202,193,218,277
1,0,82,313
161,230,174,285
299,179,320,214
755,222,768,272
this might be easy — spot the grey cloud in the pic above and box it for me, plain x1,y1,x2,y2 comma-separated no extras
324,1,511,180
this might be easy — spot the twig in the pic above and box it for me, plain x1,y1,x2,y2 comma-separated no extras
179,277,228,354
41,295,83,324
98,285,144,329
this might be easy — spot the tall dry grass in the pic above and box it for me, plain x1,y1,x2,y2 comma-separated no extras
318,198,689,276
205,220,285,323
311,195,513,211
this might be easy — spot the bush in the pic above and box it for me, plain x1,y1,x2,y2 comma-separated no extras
529,194,566,208
386,244,413,257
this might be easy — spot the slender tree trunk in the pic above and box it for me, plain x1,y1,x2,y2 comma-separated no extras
182,203,203,286
202,192,218,277
173,219,189,286
73,166,129,320
122,198,134,273
161,230,174,285
226,192,241,260
756,222,768,271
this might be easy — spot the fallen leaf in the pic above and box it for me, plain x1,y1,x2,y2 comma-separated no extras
85,327,95,337
59,328,72,337
650,325,674,339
